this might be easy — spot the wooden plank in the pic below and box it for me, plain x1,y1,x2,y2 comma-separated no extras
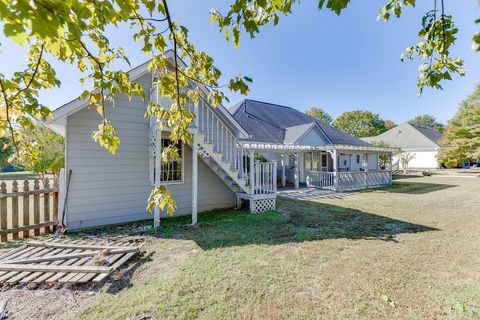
22,239,84,284
27,240,135,251
23,180,30,239
0,263,112,273
0,245,55,282
6,248,65,284
92,252,136,283
0,182,7,242
74,241,129,283
61,240,126,283
18,239,85,283
33,179,40,236
11,181,19,240
0,221,58,235
0,245,28,261
45,250,94,282
20,247,76,284
43,178,51,233
33,240,89,284
4,247,138,264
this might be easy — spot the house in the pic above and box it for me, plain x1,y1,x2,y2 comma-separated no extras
362,123,443,170
48,57,394,229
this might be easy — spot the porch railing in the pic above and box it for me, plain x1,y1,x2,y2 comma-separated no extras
305,171,335,190
253,161,277,195
337,170,391,191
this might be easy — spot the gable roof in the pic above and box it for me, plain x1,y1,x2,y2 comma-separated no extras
284,123,316,144
229,99,371,146
362,123,443,149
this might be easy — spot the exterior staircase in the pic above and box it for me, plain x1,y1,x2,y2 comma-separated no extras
189,99,277,213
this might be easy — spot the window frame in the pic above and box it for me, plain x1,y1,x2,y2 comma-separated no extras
151,137,185,186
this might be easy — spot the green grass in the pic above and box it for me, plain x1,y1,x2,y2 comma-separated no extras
8,176,480,320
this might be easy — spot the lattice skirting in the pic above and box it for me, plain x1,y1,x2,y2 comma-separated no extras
197,145,210,158
250,198,276,213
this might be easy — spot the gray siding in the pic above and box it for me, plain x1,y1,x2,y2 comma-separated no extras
65,74,235,229
297,126,330,145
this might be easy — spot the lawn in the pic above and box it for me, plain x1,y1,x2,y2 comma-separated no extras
2,176,480,319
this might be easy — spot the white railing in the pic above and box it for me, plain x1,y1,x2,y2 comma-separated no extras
188,100,276,195
253,161,277,195
190,100,250,181
337,170,391,191
305,171,335,190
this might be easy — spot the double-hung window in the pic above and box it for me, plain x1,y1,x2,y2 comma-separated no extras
160,138,183,183
150,136,184,185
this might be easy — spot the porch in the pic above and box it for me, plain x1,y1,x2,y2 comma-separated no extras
242,143,395,192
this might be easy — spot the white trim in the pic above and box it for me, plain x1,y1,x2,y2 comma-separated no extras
191,133,198,225
47,51,250,140
293,122,332,145
159,138,185,186
47,59,154,132
242,142,397,153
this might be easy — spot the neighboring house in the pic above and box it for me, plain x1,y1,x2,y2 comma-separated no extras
363,123,443,169
48,56,394,230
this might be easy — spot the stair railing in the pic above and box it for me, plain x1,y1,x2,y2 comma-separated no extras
188,100,251,184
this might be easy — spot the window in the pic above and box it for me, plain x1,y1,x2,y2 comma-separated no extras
356,154,360,164
160,138,183,183
305,153,312,171
150,137,184,185
321,153,327,167
312,152,319,171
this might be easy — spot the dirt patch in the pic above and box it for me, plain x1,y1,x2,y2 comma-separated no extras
0,286,97,320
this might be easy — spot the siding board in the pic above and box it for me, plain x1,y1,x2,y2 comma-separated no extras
65,73,235,229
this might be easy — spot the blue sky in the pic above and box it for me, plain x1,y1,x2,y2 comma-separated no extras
1,1,478,124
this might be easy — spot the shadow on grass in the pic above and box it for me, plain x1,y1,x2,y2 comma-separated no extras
392,175,425,180
366,181,456,195
67,198,436,251
133,198,435,250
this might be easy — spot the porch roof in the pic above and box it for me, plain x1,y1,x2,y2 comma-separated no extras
241,142,397,153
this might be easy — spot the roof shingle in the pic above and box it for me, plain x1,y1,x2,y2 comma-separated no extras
229,99,371,146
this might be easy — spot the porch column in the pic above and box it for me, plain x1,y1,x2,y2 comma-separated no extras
388,153,393,185
154,129,162,228
281,154,286,188
294,152,299,190
364,153,369,188
249,151,255,195
191,133,198,225
332,149,339,191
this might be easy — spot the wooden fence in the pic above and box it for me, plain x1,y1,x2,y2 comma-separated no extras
0,178,59,242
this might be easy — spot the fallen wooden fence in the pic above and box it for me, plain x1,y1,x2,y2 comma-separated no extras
0,239,142,284
0,178,59,242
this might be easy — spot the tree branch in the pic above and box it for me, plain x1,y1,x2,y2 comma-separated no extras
0,79,19,153
129,16,167,23
177,69,228,89
77,39,107,125
12,43,45,101
162,0,182,117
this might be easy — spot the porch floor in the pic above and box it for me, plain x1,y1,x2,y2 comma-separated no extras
277,187,350,201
